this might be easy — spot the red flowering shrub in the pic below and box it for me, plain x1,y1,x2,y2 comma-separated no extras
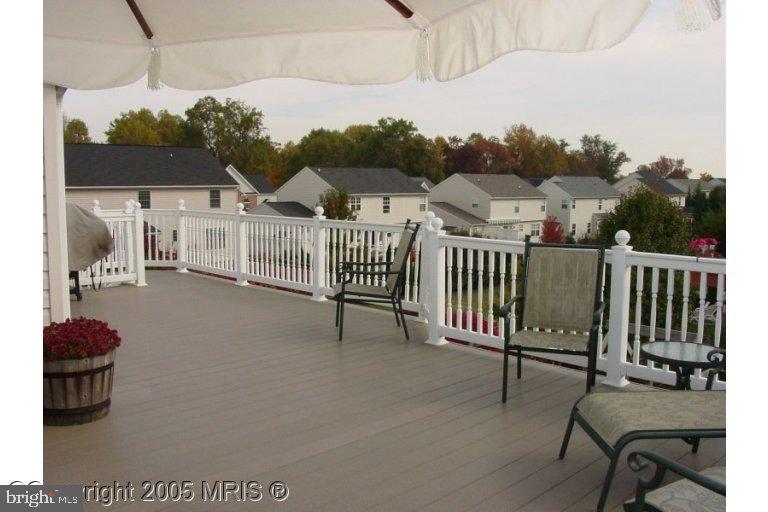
43,317,121,362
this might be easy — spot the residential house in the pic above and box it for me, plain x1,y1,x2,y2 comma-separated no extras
538,176,621,239
429,201,486,235
224,164,277,209
613,169,687,206
410,176,435,192
64,143,239,211
428,173,547,240
273,167,428,224
251,201,314,218
667,177,725,200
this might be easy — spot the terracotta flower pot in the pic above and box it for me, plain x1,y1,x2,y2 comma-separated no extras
43,349,116,426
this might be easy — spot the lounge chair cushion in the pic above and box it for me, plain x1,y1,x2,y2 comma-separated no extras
639,466,725,512
576,391,725,446
509,330,589,352
333,282,391,298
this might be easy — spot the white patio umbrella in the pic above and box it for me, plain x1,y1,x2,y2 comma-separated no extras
45,0,662,91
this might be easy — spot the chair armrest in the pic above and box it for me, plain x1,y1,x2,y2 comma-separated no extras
626,451,725,509
499,295,524,317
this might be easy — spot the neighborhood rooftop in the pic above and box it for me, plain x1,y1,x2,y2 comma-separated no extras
429,201,486,227
253,201,314,218
547,176,621,198
667,178,725,194
457,173,546,198
309,167,427,195
633,169,686,196
64,143,237,188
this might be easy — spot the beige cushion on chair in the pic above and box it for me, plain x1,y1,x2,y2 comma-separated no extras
576,391,726,446
333,282,391,297
639,466,725,512
524,246,600,333
509,330,589,352
385,228,415,292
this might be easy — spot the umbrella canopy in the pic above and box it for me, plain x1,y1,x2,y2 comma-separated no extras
45,0,653,90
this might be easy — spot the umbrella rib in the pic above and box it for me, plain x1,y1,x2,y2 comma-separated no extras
384,0,414,19
125,0,154,40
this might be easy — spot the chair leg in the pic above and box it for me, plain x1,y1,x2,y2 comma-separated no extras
338,297,345,342
586,347,595,394
398,298,410,340
596,455,620,512
516,346,522,379
391,298,401,326
691,438,701,453
502,347,509,403
335,297,340,327
558,413,576,459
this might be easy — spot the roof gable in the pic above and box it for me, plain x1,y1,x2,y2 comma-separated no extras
547,176,620,198
456,173,546,199
308,167,427,195
65,143,237,188
634,169,686,196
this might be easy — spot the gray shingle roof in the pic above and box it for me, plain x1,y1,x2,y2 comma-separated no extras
429,202,485,228
241,173,276,193
65,143,237,188
547,176,620,198
309,167,427,195
635,169,686,196
666,178,724,195
252,201,314,218
456,173,546,198
410,176,435,191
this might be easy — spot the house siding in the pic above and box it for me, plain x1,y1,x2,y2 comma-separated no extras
66,188,239,212
428,175,491,219
276,168,334,209
354,195,426,224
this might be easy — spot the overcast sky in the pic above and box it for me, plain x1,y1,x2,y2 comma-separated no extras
62,2,725,177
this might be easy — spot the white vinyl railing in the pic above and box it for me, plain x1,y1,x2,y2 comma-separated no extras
92,202,725,389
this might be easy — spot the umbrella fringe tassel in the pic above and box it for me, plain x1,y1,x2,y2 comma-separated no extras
415,29,433,82
148,47,162,90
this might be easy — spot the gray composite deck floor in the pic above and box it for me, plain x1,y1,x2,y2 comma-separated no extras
45,270,725,512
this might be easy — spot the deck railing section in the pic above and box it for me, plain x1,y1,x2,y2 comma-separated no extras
93,203,725,389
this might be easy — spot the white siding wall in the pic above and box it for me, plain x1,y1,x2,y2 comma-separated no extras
354,195,426,224
488,197,546,223
275,168,334,208
538,181,572,231
66,188,239,211
570,197,619,238
428,175,491,219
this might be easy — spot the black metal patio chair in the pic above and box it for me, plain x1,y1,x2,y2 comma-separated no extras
499,238,605,399
333,220,420,341
623,450,725,512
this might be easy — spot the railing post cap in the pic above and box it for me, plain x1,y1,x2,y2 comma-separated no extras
177,199,186,210
124,200,134,213
425,211,436,222
314,206,324,217
237,202,245,213
92,199,100,207
430,216,444,231
615,230,631,246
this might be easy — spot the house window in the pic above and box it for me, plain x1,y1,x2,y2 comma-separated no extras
540,203,546,212
571,200,576,209
561,199,568,210
471,199,479,208
349,196,361,212
514,202,520,214
531,223,541,236
382,196,390,214
419,196,427,212
138,190,151,209
587,223,592,235
209,189,221,209
598,199,604,211
571,224,576,235
172,229,178,242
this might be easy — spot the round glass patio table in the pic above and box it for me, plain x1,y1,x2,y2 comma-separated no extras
640,341,724,390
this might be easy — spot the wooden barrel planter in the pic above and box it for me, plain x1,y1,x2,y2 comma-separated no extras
43,349,115,426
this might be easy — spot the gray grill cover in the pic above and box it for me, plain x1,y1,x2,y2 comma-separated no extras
66,203,115,271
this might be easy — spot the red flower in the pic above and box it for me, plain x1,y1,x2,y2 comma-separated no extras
43,317,121,362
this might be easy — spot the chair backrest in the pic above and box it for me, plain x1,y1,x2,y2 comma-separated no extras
520,242,605,333
386,220,420,293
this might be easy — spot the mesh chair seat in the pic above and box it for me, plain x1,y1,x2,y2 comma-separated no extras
639,466,725,512
332,282,391,298
509,330,589,352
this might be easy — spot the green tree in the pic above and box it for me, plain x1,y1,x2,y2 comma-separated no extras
574,134,630,183
184,96,280,177
502,124,568,178
599,188,691,254
319,187,356,220
346,118,444,183
284,128,353,177
105,108,162,145
63,117,92,143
